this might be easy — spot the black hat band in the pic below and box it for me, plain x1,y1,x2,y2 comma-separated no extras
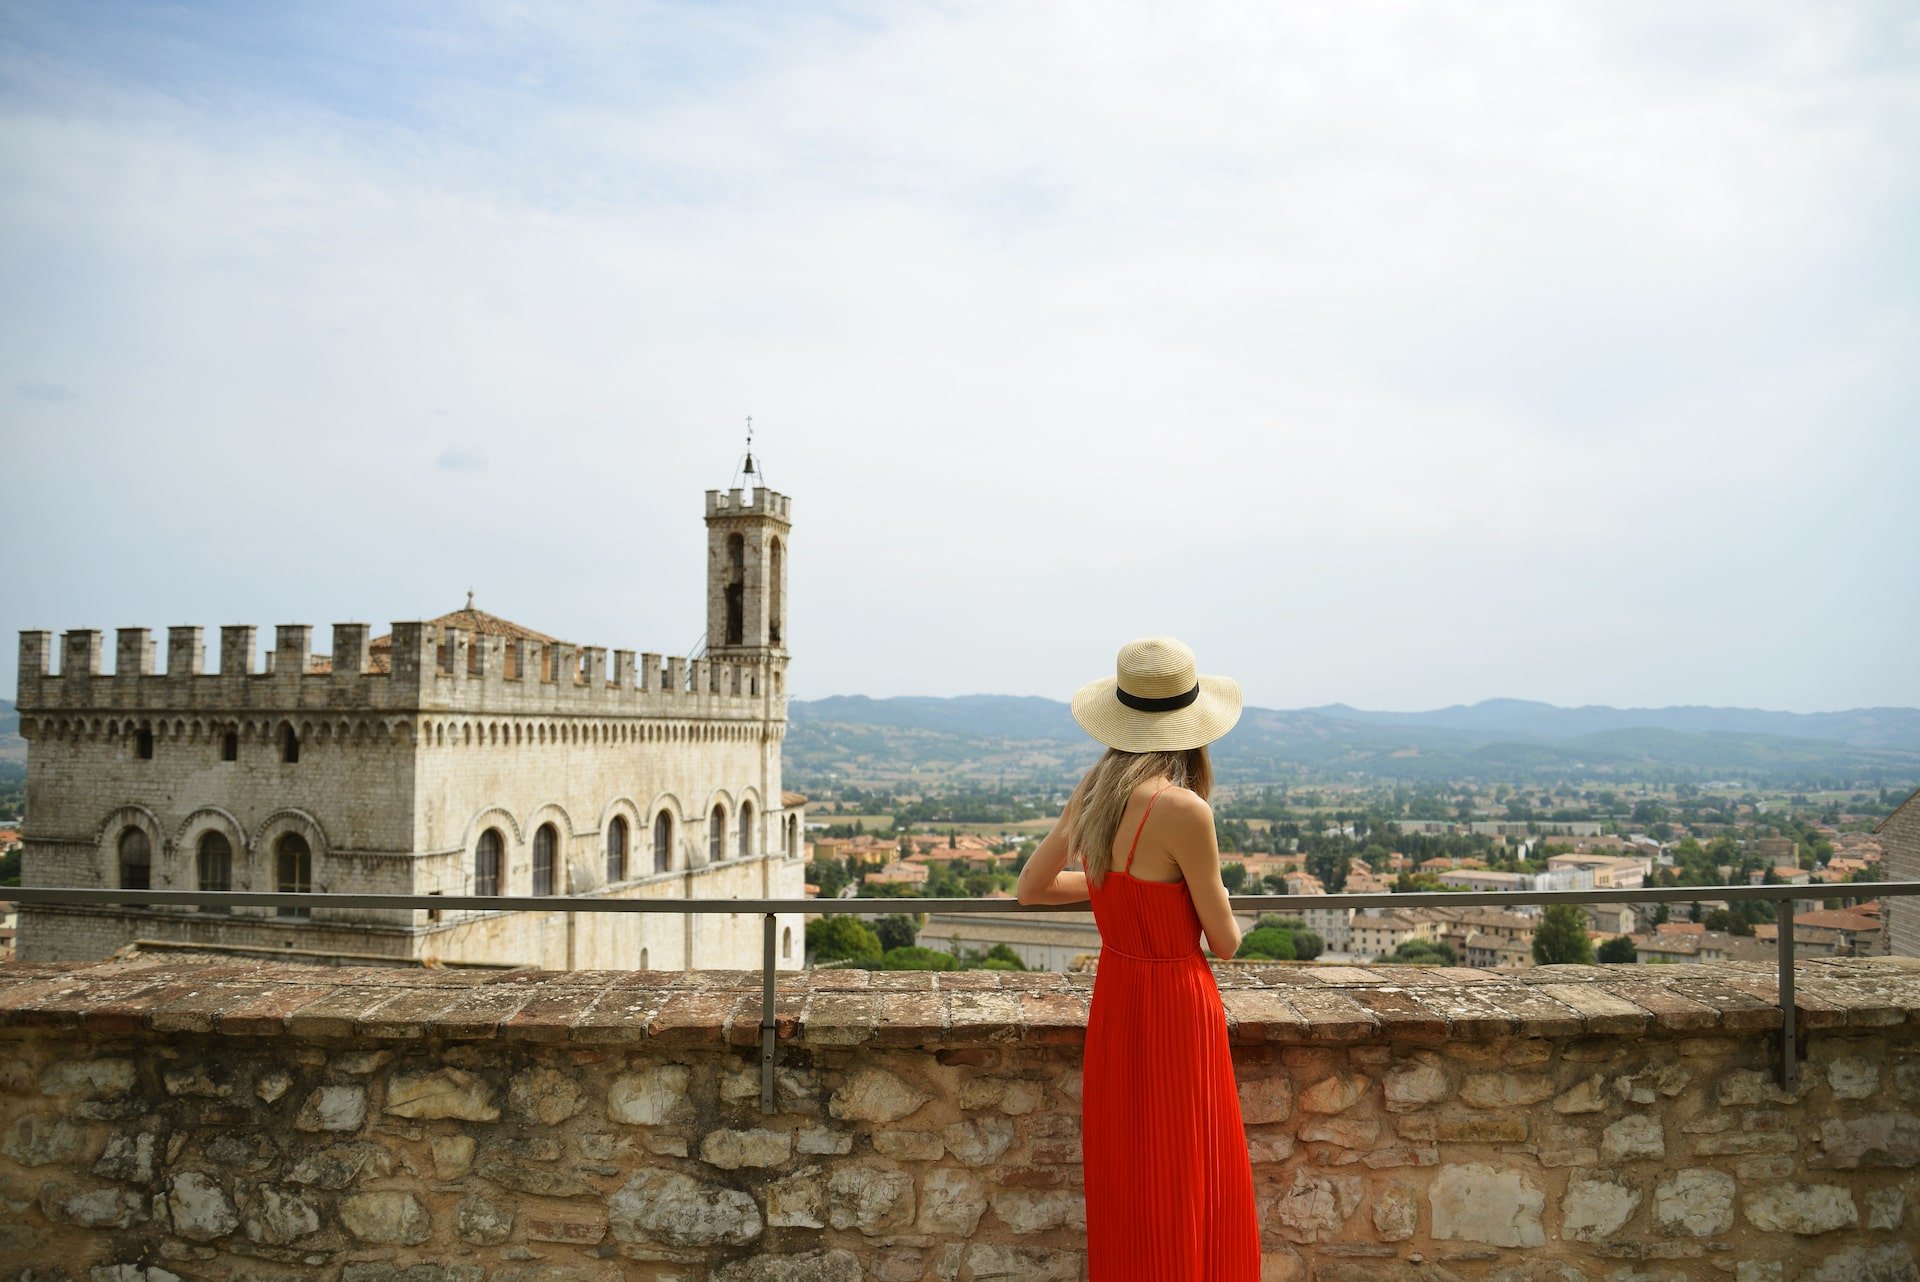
1115,682,1200,713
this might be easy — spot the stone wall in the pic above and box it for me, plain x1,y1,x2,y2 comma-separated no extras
1884,793,1920,959
1,956,1917,1282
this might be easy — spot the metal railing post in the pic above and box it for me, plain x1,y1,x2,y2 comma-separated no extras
760,911,778,1115
1776,896,1797,1092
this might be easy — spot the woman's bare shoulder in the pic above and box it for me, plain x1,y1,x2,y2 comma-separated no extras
1157,786,1212,822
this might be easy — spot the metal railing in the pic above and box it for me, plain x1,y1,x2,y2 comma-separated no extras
10,880,1919,1111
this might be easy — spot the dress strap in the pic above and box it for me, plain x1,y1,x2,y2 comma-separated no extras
1123,783,1177,874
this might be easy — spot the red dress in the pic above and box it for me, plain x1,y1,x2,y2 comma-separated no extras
1081,785,1262,1281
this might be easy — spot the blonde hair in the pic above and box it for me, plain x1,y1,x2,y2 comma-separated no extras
1070,746,1213,886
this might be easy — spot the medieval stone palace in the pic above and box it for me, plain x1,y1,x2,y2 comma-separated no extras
12,475,805,970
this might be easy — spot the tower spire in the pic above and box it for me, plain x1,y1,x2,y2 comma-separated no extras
731,416,763,491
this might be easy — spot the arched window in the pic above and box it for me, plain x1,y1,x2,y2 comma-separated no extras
606,815,628,883
787,814,799,857
198,832,231,912
710,805,727,862
725,533,746,646
654,812,673,873
220,729,238,762
739,800,755,858
475,828,502,898
134,728,153,760
768,536,784,646
276,833,311,918
640,946,649,969
118,827,151,891
782,926,792,959
533,823,557,896
280,724,300,764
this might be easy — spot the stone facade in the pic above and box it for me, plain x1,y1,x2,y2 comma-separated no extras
1883,788,1920,959
1,955,1917,1280
12,485,805,972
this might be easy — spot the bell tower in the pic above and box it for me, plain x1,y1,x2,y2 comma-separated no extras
705,424,792,661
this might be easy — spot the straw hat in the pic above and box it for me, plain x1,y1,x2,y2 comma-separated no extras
1071,637,1242,753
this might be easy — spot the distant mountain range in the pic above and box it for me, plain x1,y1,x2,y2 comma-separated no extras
788,695,1920,789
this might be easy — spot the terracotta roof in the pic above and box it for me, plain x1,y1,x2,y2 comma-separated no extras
369,605,559,652
782,792,808,807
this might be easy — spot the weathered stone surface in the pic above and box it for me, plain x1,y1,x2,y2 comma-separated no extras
941,1115,1015,1166
1430,1164,1544,1247
826,1164,914,1234
474,1151,596,1198
42,1183,146,1228
1300,1072,1368,1114
1460,1071,1554,1109
1565,1177,1641,1241
606,1064,690,1125
1371,1184,1417,1242
92,1130,156,1184
340,1190,431,1244
455,1194,513,1245
385,1068,497,1121
245,1185,321,1245
1385,1060,1454,1111
431,1134,475,1179
1268,1168,1363,1243
1800,1243,1919,1282
293,1084,367,1133
40,1058,135,1098
5,1114,85,1166
796,1126,852,1155
1553,1073,1609,1114
769,1167,827,1228
989,1188,1083,1234
1742,1182,1858,1235
711,1248,864,1282
701,1127,792,1169
1866,1185,1905,1231
1239,1073,1294,1123
165,1172,239,1242
1653,1168,1734,1237
961,1243,1080,1282
609,1169,762,1246
918,1167,989,1235
1601,1113,1665,1161
287,1141,392,1189
508,1065,583,1125
1813,1112,1920,1169
1828,1056,1880,1101
872,1129,944,1161
828,1068,928,1123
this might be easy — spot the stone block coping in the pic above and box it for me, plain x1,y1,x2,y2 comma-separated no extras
1,956,1916,1047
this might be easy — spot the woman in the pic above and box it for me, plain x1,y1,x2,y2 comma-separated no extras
1016,636,1262,1281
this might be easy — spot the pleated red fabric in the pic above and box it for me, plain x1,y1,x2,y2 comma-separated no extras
1081,785,1262,1281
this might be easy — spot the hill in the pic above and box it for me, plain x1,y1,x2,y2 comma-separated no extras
787,695,1920,791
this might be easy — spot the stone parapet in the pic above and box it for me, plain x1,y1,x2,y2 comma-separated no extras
1,957,1917,1280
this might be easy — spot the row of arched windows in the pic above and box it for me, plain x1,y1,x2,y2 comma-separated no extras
119,722,291,763
476,799,763,898
117,828,311,916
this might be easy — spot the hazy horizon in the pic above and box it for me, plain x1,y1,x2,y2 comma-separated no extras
4,3,1916,713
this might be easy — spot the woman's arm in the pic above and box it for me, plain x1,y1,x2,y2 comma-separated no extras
1015,779,1091,906
1164,792,1244,959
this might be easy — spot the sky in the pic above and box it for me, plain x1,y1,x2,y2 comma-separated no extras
2,2,1916,713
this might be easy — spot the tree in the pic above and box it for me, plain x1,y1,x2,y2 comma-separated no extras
878,945,959,971
1238,927,1295,960
806,916,882,963
1290,928,1324,961
1386,939,1456,966
1220,861,1248,893
1306,849,1348,893
981,943,1026,970
874,914,919,952
806,858,848,898
1597,935,1638,964
1533,905,1596,965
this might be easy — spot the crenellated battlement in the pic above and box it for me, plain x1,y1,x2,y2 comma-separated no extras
16,622,787,723
704,486,791,522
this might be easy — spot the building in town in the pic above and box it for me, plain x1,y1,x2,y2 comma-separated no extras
12,469,806,971
1880,788,1920,958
